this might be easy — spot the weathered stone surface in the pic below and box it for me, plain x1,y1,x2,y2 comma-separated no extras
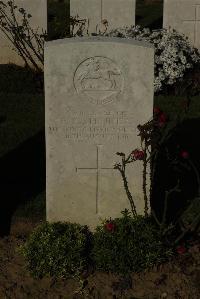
70,0,135,35
163,0,200,50
45,37,154,230
0,0,47,68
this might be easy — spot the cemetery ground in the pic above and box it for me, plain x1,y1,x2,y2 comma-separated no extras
0,64,200,298
0,215,199,299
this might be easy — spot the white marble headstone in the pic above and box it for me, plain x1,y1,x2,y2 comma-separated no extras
45,37,154,230
163,0,200,51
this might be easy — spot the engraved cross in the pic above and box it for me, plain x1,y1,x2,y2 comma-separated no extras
182,4,200,47
76,144,115,214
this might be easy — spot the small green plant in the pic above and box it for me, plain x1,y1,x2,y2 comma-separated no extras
18,221,93,279
91,209,173,275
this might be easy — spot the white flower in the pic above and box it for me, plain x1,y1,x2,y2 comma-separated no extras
158,71,165,81
186,63,192,68
106,27,200,93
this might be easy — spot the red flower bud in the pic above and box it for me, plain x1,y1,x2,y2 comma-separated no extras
104,221,115,232
176,245,187,255
154,109,168,127
180,150,189,159
153,107,161,115
158,112,167,123
131,149,145,160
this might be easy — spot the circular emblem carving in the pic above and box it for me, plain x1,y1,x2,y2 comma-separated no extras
73,56,124,105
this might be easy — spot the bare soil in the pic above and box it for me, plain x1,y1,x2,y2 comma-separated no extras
0,217,199,299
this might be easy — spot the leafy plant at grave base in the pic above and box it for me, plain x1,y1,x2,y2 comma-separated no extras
106,26,200,99
17,221,93,280
0,0,47,77
114,106,200,246
91,209,173,275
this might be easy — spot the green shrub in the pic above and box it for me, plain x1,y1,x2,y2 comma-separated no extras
91,210,173,275
18,212,174,279
18,221,93,279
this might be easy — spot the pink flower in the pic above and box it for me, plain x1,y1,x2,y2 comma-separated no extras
104,221,115,232
131,149,145,160
176,245,187,255
180,150,189,159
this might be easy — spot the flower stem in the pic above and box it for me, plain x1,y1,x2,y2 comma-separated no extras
143,141,148,217
188,159,200,197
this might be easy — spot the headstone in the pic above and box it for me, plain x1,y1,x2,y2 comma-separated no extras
70,0,136,35
163,0,200,51
0,0,47,68
45,37,154,230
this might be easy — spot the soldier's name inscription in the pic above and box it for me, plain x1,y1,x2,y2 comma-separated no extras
49,110,135,142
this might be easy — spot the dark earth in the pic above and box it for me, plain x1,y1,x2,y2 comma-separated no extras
0,216,199,299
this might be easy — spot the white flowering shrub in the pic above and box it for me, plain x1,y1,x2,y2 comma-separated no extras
106,26,200,94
